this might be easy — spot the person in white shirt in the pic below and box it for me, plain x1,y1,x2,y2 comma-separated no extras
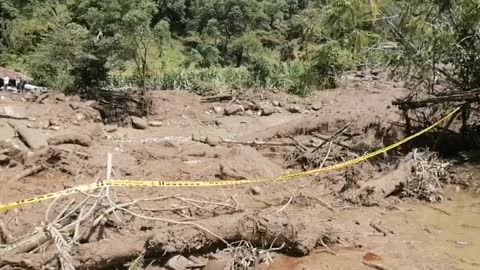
3,76,9,91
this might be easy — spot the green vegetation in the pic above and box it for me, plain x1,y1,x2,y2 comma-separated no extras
0,0,479,97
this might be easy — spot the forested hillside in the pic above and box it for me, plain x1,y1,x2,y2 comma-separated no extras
1,0,479,96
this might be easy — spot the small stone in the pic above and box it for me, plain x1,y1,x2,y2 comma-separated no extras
55,93,66,102
224,104,244,116
192,134,207,143
148,120,163,127
76,113,86,121
212,106,223,114
312,104,321,111
205,136,222,147
49,119,60,127
261,106,276,116
244,110,254,116
287,105,302,113
28,117,37,122
49,126,60,131
105,125,118,133
272,100,280,107
250,186,262,195
165,255,192,270
130,116,148,130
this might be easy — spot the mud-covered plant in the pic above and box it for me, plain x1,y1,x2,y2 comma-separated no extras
403,149,450,202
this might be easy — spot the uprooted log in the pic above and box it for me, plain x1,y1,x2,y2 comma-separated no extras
0,211,328,270
200,94,233,103
392,90,480,110
48,134,92,147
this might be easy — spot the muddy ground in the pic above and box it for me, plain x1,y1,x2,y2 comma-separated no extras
0,71,479,270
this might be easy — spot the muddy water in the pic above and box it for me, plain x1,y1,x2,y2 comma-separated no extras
259,191,480,270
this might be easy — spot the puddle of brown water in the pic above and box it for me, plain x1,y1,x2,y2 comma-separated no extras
258,191,480,270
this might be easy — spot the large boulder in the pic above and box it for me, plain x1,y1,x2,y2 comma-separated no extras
224,104,244,116
130,116,148,130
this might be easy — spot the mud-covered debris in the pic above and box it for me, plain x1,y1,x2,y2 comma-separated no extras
224,104,244,116
0,154,10,164
104,125,118,133
250,186,262,195
27,120,50,129
238,100,255,111
212,106,223,114
217,163,247,180
130,116,148,130
148,120,163,127
9,122,48,150
48,134,92,147
204,256,230,270
165,255,193,270
244,110,254,116
49,118,60,127
0,106,28,120
35,93,49,103
55,93,66,102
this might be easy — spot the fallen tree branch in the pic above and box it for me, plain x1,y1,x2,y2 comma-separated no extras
200,94,233,103
312,121,352,153
392,90,480,110
312,132,359,154
13,165,45,181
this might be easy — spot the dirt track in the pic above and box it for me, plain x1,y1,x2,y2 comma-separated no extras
0,72,479,270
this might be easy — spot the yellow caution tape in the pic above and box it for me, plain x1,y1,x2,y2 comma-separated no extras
0,107,461,213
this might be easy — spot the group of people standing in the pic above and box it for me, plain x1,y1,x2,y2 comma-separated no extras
2,76,26,92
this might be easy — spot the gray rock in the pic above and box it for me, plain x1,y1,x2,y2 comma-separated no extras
287,105,302,113
312,104,321,111
272,100,281,107
224,104,244,116
261,106,276,116
130,116,148,130
148,120,163,127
